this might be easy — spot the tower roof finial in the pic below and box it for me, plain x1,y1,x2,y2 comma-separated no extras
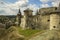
18,8,21,14
17,8,22,16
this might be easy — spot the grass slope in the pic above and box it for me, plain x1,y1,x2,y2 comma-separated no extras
16,27,40,37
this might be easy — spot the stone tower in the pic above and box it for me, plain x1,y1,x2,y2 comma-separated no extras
50,3,60,30
16,9,22,26
24,8,33,16
23,8,33,29
50,13,60,30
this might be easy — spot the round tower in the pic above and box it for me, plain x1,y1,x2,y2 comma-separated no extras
23,8,33,29
50,13,60,30
50,3,60,30
24,8,33,16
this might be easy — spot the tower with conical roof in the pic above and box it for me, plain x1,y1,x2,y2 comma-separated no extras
16,9,22,26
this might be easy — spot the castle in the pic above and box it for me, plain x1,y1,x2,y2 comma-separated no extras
16,4,60,30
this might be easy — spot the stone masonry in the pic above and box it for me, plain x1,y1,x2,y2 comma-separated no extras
16,3,60,30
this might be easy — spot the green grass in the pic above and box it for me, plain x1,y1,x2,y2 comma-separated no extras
10,26,45,40
16,27,41,37
19,29,40,37
14,26,45,38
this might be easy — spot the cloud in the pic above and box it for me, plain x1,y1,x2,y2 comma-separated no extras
40,0,49,3
7,0,29,9
20,4,39,15
1,0,60,15
0,0,29,15
40,4,50,8
40,0,60,3
51,0,60,7
17,0,29,2
0,0,39,15
27,4,39,15
27,4,38,10
39,0,50,8
50,0,60,2
0,8,16,15
52,2,59,7
40,0,60,7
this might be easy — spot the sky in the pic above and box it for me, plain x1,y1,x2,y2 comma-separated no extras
0,0,60,15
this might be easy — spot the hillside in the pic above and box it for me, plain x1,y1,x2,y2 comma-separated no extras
0,27,24,40
0,25,60,40
0,26,43,40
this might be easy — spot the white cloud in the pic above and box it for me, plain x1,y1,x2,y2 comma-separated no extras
40,4,50,8
27,4,39,15
20,4,39,15
0,0,29,15
40,0,49,3
0,8,16,15
52,2,59,7
7,0,28,9
17,0,29,2
40,0,60,3
51,0,60,7
50,0,60,2
0,0,39,15
40,0,60,7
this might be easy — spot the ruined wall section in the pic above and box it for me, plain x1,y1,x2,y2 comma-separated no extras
20,7,58,30
39,7,57,15
35,15,41,29
50,13,60,30
38,7,57,30
20,17,26,30
40,15,50,30
59,14,60,29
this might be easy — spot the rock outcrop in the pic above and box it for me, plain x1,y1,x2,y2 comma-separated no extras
0,27,25,40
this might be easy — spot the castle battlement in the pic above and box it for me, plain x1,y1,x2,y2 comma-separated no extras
16,3,60,30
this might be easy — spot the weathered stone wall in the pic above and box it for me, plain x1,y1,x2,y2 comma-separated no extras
59,14,60,29
20,7,60,30
38,7,57,30
20,9,33,30
40,15,50,30
39,7,57,14
27,17,34,29
16,15,21,26
35,15,41,29
50,14,60,30
31,16,38,29
20,17,26,30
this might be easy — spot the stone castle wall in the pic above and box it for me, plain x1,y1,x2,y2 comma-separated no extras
40,15,50,30
18,7,60,30
50,14,60,30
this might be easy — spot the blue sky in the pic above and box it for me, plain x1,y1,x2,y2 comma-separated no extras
2,0,52,7
0,0,60,15
3,0,42,7
3,0,17,3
